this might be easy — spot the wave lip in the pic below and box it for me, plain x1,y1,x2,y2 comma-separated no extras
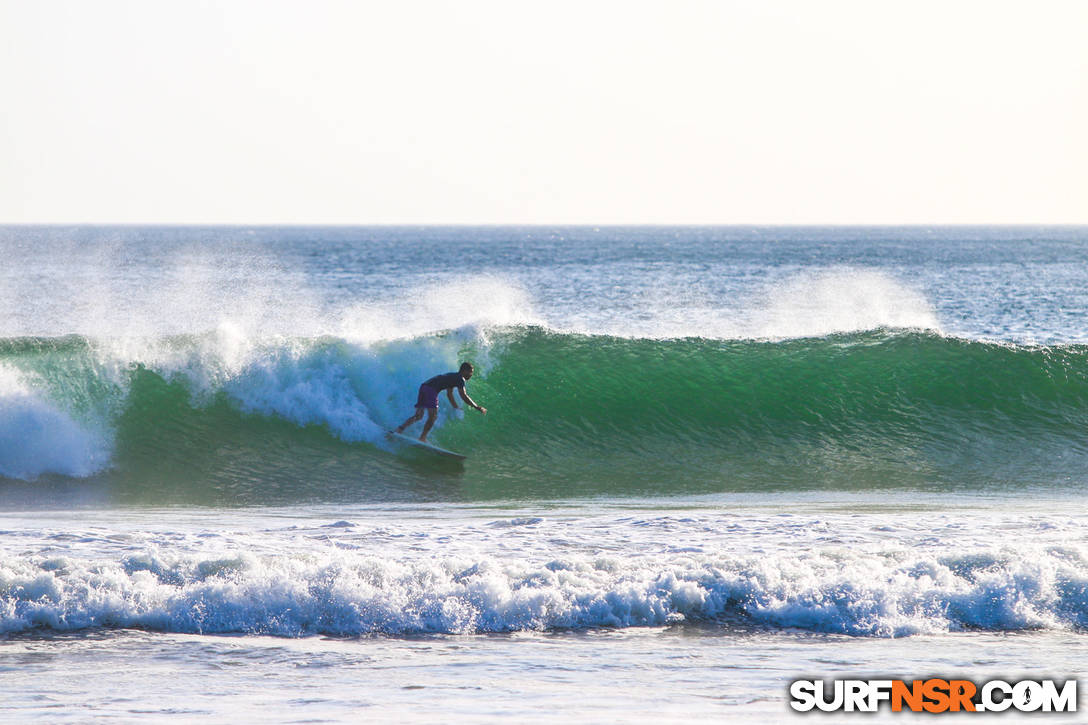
2,544,1085,637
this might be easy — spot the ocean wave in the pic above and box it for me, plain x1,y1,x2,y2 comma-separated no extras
0,328,1086,497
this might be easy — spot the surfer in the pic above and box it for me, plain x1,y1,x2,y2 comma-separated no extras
393,362,487,442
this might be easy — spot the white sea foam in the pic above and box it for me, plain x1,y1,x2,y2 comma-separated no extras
2,513,1085,637
0,365,109,480
1,546,1083,637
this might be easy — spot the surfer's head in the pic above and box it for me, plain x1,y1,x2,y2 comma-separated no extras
460,362,474,380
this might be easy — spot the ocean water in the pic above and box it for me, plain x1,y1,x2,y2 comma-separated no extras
1,225,1086,722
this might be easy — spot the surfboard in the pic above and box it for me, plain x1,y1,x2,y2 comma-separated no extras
387,432,466,460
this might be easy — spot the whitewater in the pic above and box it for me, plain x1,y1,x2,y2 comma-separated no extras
1,226,1086,722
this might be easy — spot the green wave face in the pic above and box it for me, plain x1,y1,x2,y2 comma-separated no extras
2,329,1087,504
458,329,1088,497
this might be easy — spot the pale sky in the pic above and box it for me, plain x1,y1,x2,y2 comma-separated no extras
1,0,1085,224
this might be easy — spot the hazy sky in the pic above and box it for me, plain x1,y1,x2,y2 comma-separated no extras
1,0,1085,224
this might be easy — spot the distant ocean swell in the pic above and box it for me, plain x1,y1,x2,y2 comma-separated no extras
1,328,1087,493
2,541,1086,637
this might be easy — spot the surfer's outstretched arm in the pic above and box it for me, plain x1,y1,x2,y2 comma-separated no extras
447,389,458,408
458,388,487,415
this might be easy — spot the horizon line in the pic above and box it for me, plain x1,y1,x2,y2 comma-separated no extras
3,222,1087,229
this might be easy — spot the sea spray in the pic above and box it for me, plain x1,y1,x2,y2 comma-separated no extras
753,268,940,339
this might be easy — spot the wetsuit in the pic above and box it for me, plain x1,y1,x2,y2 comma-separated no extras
415,372,466,408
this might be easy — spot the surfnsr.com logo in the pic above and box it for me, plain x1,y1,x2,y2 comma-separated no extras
789,678,1078,713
